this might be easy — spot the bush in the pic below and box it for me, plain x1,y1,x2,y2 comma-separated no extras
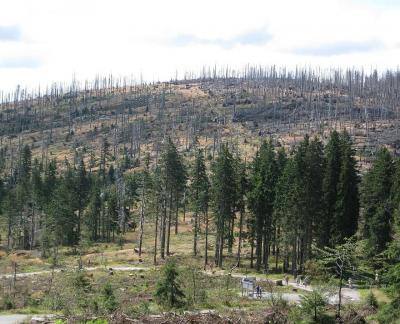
376,299,400,324
126,301,151,318
100,283,117,313
72,271,92,293
365,291,378,309
2,294,14,310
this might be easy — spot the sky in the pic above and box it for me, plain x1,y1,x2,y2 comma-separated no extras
0,0,399,92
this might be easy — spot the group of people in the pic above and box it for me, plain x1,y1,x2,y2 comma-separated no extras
295,274,309,287
249,271,380,299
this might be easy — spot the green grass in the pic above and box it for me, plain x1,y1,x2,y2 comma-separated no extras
359,288,391,304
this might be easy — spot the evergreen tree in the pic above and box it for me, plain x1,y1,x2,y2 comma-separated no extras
320,130,341,247
212,144,236,267
107,187,119,241
189,148,209,256
85,180,102,242
16,144,32,184
274,157,300,274
248,140,277,271
235,157,248,267
75,159,90,240
332,132,359,244
362,147,394,254
155,259,185,308
43,159,57,203
159,138,186,258
138,153,152,256
47,168,78,246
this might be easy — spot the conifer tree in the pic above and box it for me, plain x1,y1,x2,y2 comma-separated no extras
362,147,394,254
212,144,237,267
332,132,359,244
248,140,277,271
159,138,186,257
85,180,102,242
235,158,247,267
155,259,185,308
274,157,300,274
75,159,90,240
189,148,209,256
138,153,152,256
320,130,341,247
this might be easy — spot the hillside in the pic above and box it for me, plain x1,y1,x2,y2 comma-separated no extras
0,68,400,323
1,69,400,174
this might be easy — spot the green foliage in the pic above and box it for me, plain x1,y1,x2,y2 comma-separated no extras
72,271,92,293
155,259,185,308
300,289,328,322
183,264,207,306
212,144,237,267
84,320,108,324
189,148,209,256
316,237,358,318
2,294,14,310
100,283,117,313
127,301,151,318
365,290,378,309
362,147,394,254
248,140,277,271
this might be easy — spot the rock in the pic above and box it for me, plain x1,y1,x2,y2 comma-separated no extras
276,279,283,286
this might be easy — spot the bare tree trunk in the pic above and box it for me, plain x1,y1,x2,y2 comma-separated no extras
236,209,244,267
204,208,209,269
138,179,145,256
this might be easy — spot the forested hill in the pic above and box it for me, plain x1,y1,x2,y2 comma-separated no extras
0,67,400,322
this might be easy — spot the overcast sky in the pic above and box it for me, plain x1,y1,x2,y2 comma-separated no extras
0,0,399,92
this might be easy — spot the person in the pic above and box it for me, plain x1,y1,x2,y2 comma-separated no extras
375,271,380,287
255,285,262,299
284,275,289,286
348,277,353,289
297,274,303,286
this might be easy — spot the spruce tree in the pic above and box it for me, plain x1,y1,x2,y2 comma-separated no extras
248,140,277,271
297,136,324,265
155,259,185,308
85,183,102,242
75,159,90,240
362,147,394,254
189,148,209,256
235,157,247,267
212,144,236,267
320,130,341,247
159,138,186,257
332,132,359,244
274,157,300,274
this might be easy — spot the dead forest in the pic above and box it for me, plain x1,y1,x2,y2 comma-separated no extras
1,66,400,175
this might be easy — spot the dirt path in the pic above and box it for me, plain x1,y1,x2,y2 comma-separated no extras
0,314,55,324
1,266,360,305
203,270,361,305
0,314,29,324
0,265,149,279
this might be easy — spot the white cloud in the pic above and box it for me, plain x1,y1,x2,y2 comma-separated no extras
0,0,399,92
